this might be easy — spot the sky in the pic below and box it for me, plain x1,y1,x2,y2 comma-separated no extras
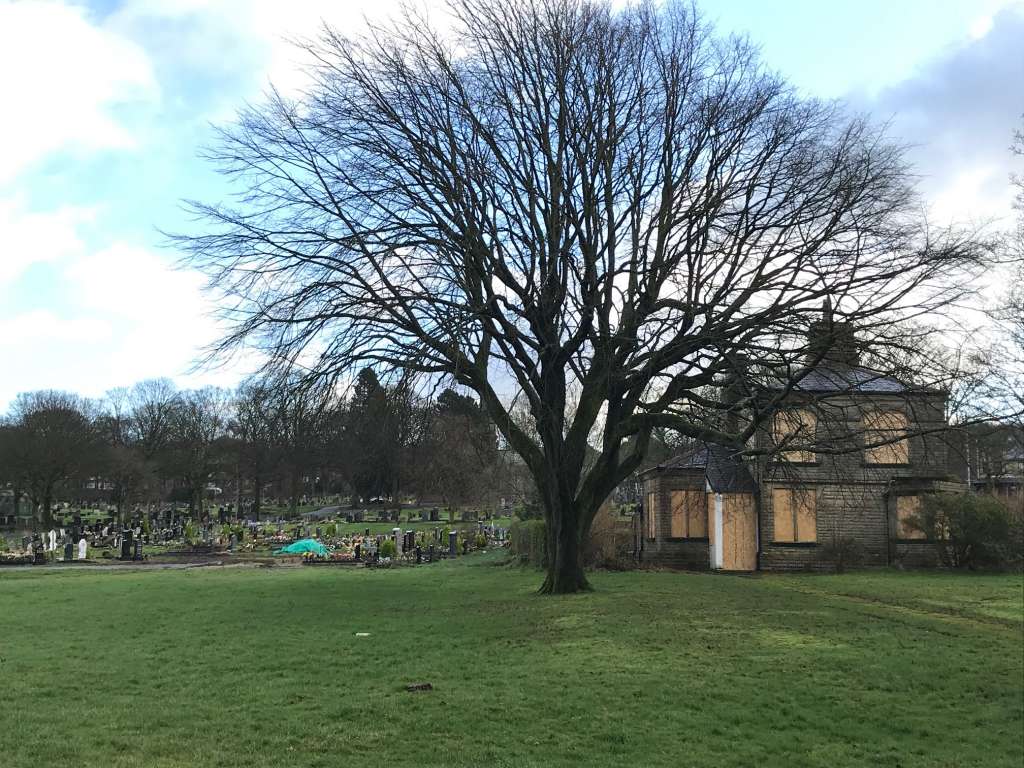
0,0,1022,411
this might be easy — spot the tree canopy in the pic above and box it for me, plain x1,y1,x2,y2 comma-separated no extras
177,0,984,592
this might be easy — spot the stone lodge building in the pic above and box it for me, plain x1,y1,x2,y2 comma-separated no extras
639,306,963,572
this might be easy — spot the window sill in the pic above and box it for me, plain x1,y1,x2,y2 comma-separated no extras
769,541,818,547
666,537,710,543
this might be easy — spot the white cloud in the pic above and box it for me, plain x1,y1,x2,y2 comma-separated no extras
0,236,261,409
0,0,158,183
0,309,111,346
0,197,95,285
112,0,417,98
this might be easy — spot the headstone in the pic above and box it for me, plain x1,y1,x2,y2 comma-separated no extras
448,531,457,558
354,543,361,561
63,539,74,561
77,538,88,560
415,545,422,565
393,527,402,556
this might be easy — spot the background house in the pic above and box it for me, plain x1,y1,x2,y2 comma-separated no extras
640,306,965,571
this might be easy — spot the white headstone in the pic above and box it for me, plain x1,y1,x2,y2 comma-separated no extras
77,538,88,560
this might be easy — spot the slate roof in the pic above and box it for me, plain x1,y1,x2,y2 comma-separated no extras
654,442,758,494
768,364,941,395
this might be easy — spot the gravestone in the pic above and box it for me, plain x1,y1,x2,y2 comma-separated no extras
393,527,402,556
77,538,87,560
448,531,458,558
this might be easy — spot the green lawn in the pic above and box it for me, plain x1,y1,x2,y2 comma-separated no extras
0,560,1020,767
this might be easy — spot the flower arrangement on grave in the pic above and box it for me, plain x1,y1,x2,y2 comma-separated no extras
0,551,33,564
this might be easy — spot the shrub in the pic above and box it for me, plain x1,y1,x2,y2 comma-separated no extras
819,535,865,574
379,539,397,558
474,533,487,549
584,504,634,569
910,493,1024,570
509,519,547,567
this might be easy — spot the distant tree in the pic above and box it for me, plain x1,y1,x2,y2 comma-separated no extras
344,368,396,504
420,389,499,516
96,387,154,522
1,391,101,528
273,375,336,515
164,388,231,518
179,0,985,591
229,379,282,520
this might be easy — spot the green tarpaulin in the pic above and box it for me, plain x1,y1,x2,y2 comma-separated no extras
274,538,331,556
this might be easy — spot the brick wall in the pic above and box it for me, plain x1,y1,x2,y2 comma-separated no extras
640,470,711,570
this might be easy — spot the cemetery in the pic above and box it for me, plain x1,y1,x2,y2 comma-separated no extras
0,499,511,569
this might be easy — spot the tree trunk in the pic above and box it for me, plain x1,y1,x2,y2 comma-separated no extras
539,507,590,594
253,476,262,522
41,490,54,530
289,468,300,515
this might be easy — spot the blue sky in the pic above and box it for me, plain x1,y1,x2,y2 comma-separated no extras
1,0,1022,410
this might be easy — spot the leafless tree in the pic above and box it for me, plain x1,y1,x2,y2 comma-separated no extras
0,391,101,528
229,379,283,520
178,0,984,591
165,388,232,518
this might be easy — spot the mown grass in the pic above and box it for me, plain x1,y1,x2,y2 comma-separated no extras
0,558,1020,767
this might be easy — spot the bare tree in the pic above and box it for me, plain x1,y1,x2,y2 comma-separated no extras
1,391,101,528
229,379,282,520
165,388,231,519
178,0,983,592
272,374,336,515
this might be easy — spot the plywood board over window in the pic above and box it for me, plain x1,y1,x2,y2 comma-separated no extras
772,409,817,463
670,490,707,539
771,487,817,543
863,410,910,464
896,495,926,539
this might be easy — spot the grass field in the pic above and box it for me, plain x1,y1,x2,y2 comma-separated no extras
0,558,1020,768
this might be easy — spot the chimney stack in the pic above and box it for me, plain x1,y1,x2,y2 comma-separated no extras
807,298,859,366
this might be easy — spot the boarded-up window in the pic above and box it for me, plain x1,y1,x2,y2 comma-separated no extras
670,490,708,538
772,409,817,463
896,495,926,539
864,410,909,464
771,487,817,543
646,492,657,539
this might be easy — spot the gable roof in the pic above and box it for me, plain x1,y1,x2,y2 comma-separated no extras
652,442,757,494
